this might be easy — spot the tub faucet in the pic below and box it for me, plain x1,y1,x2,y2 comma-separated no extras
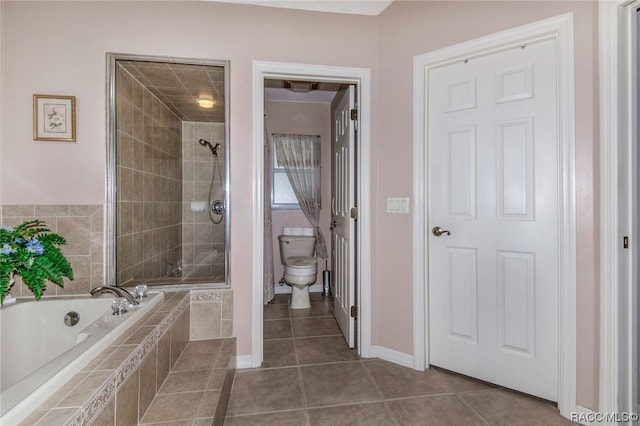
90,286,139,306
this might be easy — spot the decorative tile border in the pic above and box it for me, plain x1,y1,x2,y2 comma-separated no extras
190,289,223,302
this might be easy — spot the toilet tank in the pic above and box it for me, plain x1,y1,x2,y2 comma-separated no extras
278,235,316,265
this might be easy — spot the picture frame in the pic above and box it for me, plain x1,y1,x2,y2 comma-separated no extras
33,94,76,142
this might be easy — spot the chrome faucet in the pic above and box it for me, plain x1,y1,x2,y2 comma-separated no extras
90,285,139,306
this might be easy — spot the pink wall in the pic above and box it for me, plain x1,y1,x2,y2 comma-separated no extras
265,100,332,285
1,0,601,409
376,0,599,409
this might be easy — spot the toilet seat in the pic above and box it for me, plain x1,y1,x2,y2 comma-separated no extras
284,256,317,276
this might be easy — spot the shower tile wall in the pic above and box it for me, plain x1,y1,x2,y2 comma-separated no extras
116,64,183,284
181,122,226,280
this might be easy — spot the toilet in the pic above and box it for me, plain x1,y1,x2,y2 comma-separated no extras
278,229,317,309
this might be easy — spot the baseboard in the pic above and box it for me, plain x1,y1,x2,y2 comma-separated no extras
370,345,414,368
570,405,596,425
235,355,253,369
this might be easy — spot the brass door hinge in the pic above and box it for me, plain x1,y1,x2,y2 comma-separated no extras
350,207,358,220
350,305,358,318
350,108,358,121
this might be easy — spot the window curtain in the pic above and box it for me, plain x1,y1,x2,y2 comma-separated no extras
272,134,328,259
263,119,275,304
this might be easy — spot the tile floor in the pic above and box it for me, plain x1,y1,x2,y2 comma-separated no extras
225,293,576,426
138,339,233,425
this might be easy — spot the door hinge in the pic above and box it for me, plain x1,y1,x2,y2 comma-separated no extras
624,236,629,249
350,306,358,318
350,207,358,220
350,108,358,121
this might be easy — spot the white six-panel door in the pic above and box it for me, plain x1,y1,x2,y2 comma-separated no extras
428,38,559,401
332,86,356,348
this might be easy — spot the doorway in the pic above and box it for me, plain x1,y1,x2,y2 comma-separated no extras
250,61,372,368
413,13,576,417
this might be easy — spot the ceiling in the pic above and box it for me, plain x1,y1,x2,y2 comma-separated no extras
119,60,225,123
204,0,394,16
264,79,344,103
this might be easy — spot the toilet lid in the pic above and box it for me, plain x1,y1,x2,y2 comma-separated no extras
285,256,317,268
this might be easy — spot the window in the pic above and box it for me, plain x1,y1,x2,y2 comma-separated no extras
271,135,321,210
272,140,300,209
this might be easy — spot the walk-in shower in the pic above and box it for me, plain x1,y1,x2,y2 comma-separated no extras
106,53,230,288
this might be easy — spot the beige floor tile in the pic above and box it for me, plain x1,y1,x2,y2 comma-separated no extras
301,362,383,407
262,339,298,368
225,410,308,425
295,336,358,365
289,302,333,318
264,319,293,340
270,294,290,305
308,402,394,426
227,368,305,416
433,367,497,393
386,394,485,425
193,418,214,426
363,360,453,399
292,316,341,338
139,391,205,424
264,303,290,319
460,389,575,425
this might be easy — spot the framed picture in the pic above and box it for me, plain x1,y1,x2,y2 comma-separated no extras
33,94,76,142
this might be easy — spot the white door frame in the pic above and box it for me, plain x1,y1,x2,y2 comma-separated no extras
599,0,638,420
412,13,576,417
250,61,372,367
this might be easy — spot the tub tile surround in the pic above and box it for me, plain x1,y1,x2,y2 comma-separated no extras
0,204,103,296
190,289,233,340
11,290,236,425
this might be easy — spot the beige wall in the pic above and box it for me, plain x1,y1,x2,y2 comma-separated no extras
265,100,332,285
0,0,600,410
376,0,599,409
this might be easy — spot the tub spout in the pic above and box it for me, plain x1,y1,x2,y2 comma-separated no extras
90,286,139,306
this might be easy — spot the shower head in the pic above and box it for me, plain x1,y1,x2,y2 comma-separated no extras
198,139,221,156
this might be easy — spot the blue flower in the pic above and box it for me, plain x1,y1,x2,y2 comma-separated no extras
0,226,14,232
0,244,16,256
25,239,45,255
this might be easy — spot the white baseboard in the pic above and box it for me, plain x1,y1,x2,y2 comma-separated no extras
570,405,596,426
235,355,253,369
369,345,414,368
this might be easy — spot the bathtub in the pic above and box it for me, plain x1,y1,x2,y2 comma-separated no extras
0,292,163,424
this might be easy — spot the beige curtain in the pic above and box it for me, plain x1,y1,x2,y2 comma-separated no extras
263,120,275,304
273,134,327,259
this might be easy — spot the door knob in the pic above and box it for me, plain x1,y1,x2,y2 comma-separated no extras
330,220,337,230
432,226,451,237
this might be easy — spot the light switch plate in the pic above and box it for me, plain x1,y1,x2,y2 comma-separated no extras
386,197,410,214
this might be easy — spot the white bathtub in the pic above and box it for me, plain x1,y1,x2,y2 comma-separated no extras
0,292,163,424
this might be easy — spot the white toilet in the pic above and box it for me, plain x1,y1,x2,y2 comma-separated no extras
278,231,317,309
